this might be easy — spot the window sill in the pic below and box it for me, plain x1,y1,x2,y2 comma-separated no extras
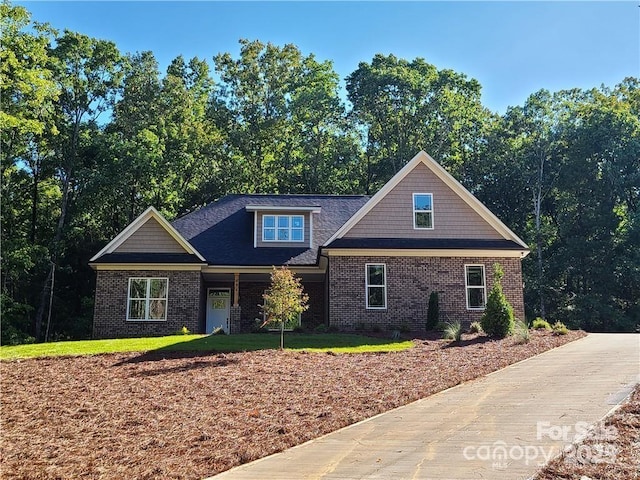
126,318,168,322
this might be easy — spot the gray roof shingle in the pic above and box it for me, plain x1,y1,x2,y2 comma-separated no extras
171,195,369,266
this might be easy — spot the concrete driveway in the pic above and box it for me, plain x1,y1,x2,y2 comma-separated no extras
208,333,639,480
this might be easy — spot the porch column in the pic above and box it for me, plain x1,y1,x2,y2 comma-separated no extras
230,272,241,333
233,272,240,306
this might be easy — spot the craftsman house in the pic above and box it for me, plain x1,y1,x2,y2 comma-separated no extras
90,151,529,338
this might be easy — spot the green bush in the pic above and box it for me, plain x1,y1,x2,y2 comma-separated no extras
426,291,440,330
552,321,569,335
0,294,35,346
480,263,515,338
468,321,483,334
176,326,191,335
314,324,328,333
434,321,449,332
532,317,552,330
443,321,463,342
513,319,530,344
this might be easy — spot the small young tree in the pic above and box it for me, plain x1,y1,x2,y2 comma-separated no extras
480,263,515,338
261,266,309,349
426,291,439,330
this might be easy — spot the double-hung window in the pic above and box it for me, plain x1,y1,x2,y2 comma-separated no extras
127,278,168,321
263,215,304,242
465,265,486,310
366,264,387,309
413,193,434,229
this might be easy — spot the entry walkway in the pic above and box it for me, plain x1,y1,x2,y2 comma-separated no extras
208,334,639,480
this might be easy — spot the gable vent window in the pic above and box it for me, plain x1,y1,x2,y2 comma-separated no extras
127,278,168,321
263,215,304,242
413,193,434,229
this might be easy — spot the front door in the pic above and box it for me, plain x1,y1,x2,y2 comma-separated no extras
206,288,231,334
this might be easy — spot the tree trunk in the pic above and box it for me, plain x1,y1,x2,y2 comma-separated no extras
534,152,546,319
34,169,72,341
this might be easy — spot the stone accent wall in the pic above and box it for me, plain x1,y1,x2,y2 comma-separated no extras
328,256,525,331
93,269,202,339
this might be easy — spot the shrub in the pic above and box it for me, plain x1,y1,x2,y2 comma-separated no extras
532,317,552,330
513,319,530,344
399,322,411,333
176,326,191,335
314,324,328,333
434,321,449,332
426,291,440,330
552,321,569,335
468,321,483,334
480,263,515,338
443,321,463,342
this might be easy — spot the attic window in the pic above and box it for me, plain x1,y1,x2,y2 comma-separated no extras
263,215,304,242
413,193,433,229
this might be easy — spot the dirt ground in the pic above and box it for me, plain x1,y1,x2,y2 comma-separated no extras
1,330,586,480
534,383,640,480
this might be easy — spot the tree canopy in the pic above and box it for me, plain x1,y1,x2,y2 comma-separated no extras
1,1,637,343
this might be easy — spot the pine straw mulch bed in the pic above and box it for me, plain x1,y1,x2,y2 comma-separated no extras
534,382,640,480
1,330,585,480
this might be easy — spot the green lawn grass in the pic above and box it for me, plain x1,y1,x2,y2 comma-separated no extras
0,333,414,360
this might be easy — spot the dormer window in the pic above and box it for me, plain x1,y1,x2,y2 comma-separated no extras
413,193,433,229
263,215,304,242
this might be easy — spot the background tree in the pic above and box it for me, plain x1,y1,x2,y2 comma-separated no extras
34,30,123,341
346,54,490,193
261,267,309,349
213,39,357,194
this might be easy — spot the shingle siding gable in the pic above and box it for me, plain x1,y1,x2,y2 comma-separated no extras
114,217,189,254
344,163,504,240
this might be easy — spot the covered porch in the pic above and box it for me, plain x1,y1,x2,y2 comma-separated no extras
201,267,327,334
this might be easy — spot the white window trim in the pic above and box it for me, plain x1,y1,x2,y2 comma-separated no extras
365,263,387,310
127,277,169,321
262,214,305,243
413,193,434,230
464,264,486,310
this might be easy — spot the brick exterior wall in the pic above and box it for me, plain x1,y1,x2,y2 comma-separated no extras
328,256,525,331
93,269,202,339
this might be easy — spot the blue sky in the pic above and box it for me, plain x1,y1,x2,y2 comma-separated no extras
21,1,640,114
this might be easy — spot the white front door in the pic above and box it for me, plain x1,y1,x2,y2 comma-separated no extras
206,288,230,334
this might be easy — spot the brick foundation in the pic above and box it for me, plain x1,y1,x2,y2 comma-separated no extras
93,269,202,339
328,256,525,331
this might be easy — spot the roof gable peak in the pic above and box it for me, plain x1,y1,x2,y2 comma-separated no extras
89,206,205,262
324,151,528,249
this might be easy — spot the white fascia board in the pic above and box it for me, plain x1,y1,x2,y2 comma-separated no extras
90,263,206,271
202,265,325,274
323,248,529,258
89,206,206,262
245,205,321,213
